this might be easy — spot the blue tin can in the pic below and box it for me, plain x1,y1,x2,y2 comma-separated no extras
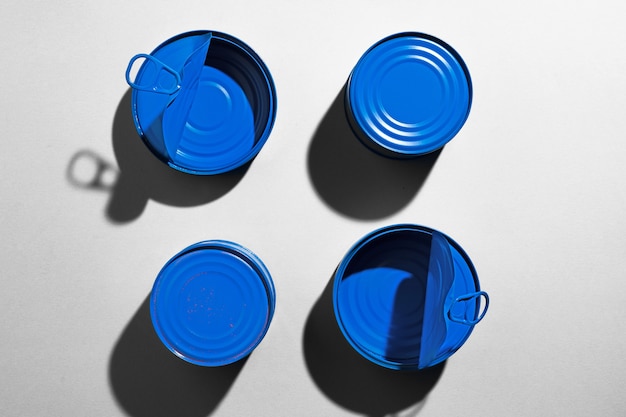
126,31,277,175
346,33,472,158
150,240,276,366
333,224,488,370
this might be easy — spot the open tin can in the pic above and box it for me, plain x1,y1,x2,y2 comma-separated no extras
126,31,277,175
333,224,488,370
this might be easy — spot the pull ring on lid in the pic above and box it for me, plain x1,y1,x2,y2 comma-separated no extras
125,53,181,95
447,291,489,325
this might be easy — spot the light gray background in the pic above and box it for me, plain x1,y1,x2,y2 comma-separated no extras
1,1,625,416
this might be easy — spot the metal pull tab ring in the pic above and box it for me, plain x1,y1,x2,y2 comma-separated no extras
125,54,181,95
447,291,489,325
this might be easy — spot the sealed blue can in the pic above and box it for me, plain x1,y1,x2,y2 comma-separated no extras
126,31,277,175
346,33,472,158
333,224,488,370
150,240,275,366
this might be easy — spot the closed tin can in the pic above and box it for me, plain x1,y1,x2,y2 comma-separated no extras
150,240,275,366
346,33,472,158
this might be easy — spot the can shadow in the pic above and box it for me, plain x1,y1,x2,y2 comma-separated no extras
302,276,446,417
307,85,441,221
66,89,250,224
109,296,248,417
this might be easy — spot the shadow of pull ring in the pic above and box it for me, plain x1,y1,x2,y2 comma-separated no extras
67,150,119,191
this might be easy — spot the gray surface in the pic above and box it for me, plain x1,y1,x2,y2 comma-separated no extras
1,1,625,416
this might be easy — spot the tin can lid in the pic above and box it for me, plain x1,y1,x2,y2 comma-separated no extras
150,240,275,366
347,33,472,156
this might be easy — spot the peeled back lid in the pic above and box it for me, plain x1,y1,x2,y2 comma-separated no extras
161,35,212,159
419,231,455,368
419,230,490,368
